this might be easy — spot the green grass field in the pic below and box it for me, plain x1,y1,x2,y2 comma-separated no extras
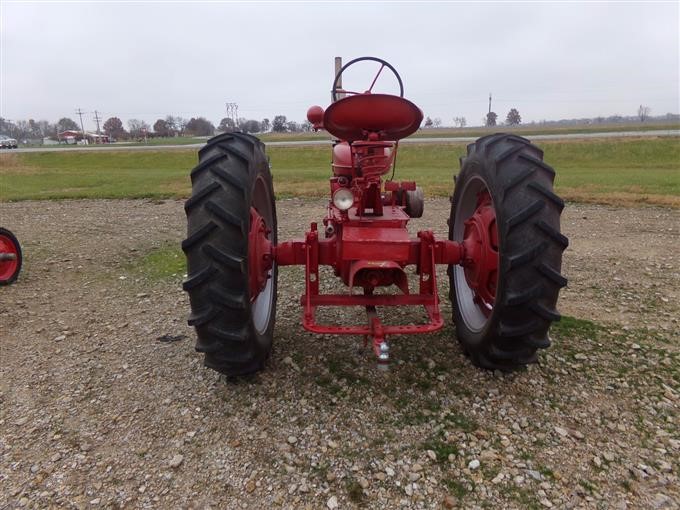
18,136,208,149
257,121,680,143
1,137,679,207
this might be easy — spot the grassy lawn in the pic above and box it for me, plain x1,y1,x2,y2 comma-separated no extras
18,136,208,149
111,136,208,147
1,138,678,207
257,121,680,143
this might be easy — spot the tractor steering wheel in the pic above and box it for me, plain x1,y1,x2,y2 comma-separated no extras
332,56,405,102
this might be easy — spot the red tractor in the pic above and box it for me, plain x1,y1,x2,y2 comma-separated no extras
183,57,567,376
0,228,22,286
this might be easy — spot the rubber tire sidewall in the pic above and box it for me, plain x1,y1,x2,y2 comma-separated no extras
0,227,22,285
450,161,504,351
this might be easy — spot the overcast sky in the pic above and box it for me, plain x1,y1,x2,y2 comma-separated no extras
1,1,678,130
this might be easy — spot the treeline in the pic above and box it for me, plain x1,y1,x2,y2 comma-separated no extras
3,109,677,142
0,113,316,142
523,112,679,127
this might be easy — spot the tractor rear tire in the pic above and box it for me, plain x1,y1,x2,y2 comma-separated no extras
182,132,277,376
449,134,568,370
0,228,22,285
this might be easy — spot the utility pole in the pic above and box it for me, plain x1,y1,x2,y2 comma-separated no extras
75,108,86,142
93,110,102,135
225,103,238,129
488,93,492,114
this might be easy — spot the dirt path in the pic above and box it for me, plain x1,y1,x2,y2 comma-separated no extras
1,199,678,509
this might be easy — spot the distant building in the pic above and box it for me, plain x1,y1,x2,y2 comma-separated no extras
56,131,79,144
57,130,110,144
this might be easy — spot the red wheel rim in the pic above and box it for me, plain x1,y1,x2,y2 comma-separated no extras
248,206,273,302
0,234,20,282
461,190,498,316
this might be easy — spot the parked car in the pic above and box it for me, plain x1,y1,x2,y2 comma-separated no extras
0,135,18,149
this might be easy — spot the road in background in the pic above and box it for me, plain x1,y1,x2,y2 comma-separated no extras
3,130,679,154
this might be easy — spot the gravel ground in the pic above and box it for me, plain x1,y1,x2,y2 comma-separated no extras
0,198,678,509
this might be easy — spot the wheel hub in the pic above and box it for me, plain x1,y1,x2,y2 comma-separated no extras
248,207,273,302
461,190,498,314
0,234,19,282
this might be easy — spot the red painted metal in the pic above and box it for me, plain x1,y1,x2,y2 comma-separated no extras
0,233,19,282
271,58,499,361
323,94,423,142
306,105,324,130
276,215,454,341
331,143,353,176
461,190,498,314
248,207,273,302
348,260,409,295
275,236,463,268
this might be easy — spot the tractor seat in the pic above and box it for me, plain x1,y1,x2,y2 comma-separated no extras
323,94,424,142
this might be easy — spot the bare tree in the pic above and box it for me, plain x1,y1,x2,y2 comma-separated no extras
433,117,442,128
453,116,467,128
36,120,55,137
175,117,187,135
638,105,651,122
128,119,150,138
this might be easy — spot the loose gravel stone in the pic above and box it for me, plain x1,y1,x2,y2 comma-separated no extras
0,198,677,509
554,426,569,437
169,454,184,468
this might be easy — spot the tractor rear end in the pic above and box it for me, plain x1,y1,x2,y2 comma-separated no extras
182,57,568,376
